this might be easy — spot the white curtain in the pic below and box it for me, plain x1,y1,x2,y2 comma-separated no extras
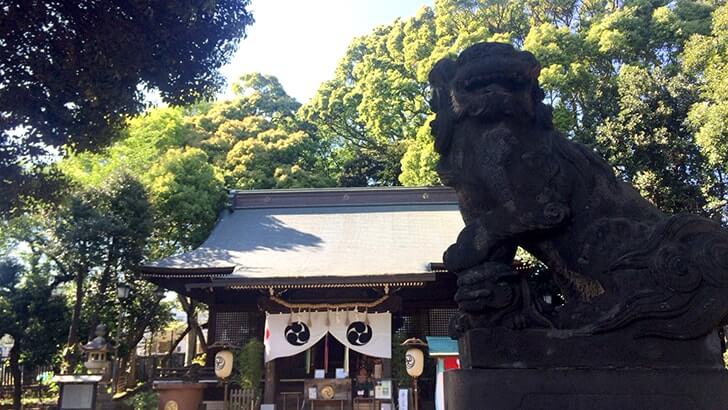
264,311,328,362
328,311,391,359
264,311,391,362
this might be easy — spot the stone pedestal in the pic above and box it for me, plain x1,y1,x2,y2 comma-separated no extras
445,367,728,410
445,328,728,409
458,328,725,369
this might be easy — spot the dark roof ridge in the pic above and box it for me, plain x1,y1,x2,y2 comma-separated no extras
229,186,458,210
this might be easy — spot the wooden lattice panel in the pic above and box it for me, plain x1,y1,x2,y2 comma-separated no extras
214,312,251,345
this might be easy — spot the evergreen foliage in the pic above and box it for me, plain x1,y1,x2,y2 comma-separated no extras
0,258,69,408
235,340,264,392
1,0,253,216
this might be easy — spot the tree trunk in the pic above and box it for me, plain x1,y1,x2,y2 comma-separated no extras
65,270,84,369
263,360,276,404
115,355,129,393
9,343,22,410
189,317,208,355
185,325,197,366
87,251,115,340
178,295,209,360
128,347,137,388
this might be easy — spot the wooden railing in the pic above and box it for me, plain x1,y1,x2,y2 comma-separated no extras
229,388,259,410
0,364,53,400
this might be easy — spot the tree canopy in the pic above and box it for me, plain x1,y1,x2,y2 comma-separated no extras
57,0,728,224
0,255,69,408
12,0,728,219
299,0,728,219
1,0,254,215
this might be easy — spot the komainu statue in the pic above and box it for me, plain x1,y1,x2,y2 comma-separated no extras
430,42,728,341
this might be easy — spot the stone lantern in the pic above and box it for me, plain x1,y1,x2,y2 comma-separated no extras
81,324,113,376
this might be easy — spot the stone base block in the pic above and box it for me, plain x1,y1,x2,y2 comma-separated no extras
459,328,725,369
444,368,728,410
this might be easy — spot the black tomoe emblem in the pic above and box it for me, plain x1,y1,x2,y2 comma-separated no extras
284,322,310,346
215,355,226,370
405,352,415,369
346,321,372,346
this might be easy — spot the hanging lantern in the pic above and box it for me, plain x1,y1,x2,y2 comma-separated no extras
215,350,234,379
402,338,428,378
405,348,424,377
401,337,428,410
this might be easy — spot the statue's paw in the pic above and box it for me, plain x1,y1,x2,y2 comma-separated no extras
455,286,495,312
448,312,472,339
444,223,491,272
454,263,516,312
444,241,481,273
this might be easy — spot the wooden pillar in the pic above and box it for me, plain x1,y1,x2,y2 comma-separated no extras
205,304,217,368
383,358,392,379
263,359,276,404
207,304,217,344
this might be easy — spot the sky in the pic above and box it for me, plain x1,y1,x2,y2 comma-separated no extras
219,0,432,103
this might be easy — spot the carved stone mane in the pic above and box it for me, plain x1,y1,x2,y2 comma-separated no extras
430,42,728,340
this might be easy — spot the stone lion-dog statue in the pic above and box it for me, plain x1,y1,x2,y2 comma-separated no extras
429,42,728,340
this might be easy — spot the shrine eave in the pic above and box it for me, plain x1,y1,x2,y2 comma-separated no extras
185,272,436,290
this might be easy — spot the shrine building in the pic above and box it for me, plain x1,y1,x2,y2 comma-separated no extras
140,186,465,410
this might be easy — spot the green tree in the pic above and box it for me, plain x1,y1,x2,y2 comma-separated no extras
62,112,228,256
301,9,438,186
224,128,334,189
594,65,716,215
684,3,728,213
184,73,334,190
49,174,157,367
399,116,440,186
300,0,728,217
236,340,264,395
0,258,69,409
231,73,302,120
60,106,202,188
1,0,254,216
144,148,226,254
2,173,173,379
